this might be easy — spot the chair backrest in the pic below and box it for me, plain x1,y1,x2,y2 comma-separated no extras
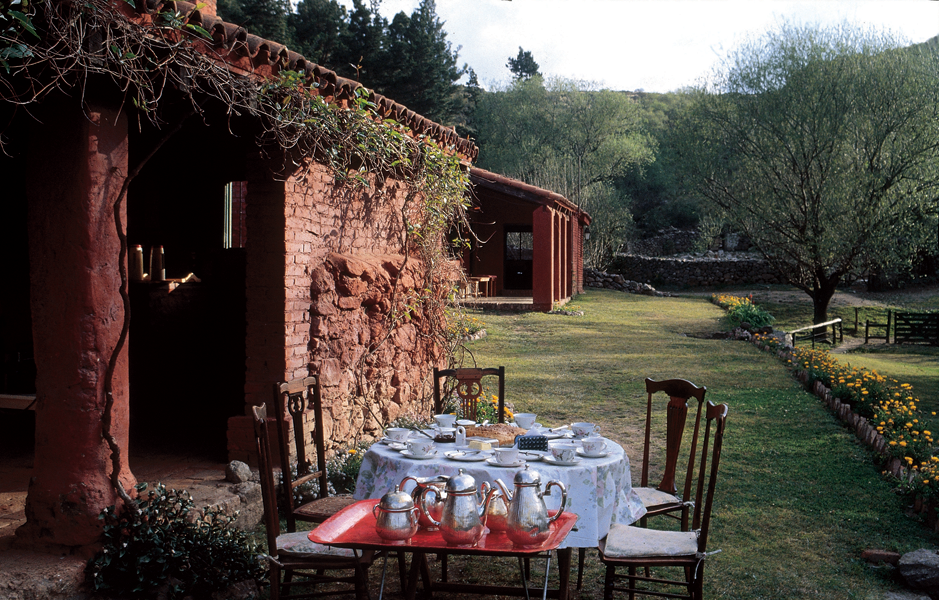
251,403,283,555
274,376,329,531
433,366,505,422
642,378,707,500
692,401,728,553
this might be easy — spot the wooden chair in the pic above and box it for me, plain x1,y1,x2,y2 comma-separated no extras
598,402,729,600
635,378,708,530
432,366,505,422
252,403,373,600
274,376,355,530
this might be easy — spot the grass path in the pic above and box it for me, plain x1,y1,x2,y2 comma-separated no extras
461,289,938,599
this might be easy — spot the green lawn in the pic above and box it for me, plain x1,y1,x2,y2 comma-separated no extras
460,289,938,599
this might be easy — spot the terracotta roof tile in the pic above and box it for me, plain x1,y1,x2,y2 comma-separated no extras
470,167,591,223
130,0,478,161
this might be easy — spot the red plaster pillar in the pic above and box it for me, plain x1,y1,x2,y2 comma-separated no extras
19,99,135,552
532,205,555,311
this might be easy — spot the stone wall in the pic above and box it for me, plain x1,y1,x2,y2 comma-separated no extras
608,252,784,288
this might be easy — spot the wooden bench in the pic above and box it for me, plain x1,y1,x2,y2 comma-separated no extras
0,394,36,410
894,312,939,345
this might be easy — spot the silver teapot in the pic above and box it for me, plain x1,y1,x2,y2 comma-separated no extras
494,465,567,547
373,485,420,542
399,474,449,530
420,469,498,546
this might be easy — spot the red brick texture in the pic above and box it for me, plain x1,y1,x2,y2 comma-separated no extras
236,159,446,461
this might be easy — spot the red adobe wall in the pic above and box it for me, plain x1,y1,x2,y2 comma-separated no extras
230,159,446,463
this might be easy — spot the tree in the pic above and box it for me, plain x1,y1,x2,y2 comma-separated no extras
288,0,350,67
474,77,654,267
374,0,467,125
680,23,939,323
507,47,540,80
217,0,291,45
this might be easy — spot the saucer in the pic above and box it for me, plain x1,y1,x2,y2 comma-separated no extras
400,450,437,460
511,422,542,430
386,442,408,451
576,448,608,459
445,450,492,462
518,451,544,462
542,455,582,467
485,457,526,468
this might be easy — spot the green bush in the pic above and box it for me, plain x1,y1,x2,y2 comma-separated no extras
724,299,775,329
86,483,265,598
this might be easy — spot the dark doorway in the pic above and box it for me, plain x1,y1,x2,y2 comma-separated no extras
504,226,533,290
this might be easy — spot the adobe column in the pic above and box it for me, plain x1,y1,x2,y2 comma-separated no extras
532,205,555,311
20,98,135,552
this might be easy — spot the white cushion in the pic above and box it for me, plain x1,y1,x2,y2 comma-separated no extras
602,523,699,558
634,486,682,509
277,531,356,558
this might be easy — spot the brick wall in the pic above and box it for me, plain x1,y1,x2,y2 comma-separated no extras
231,159,446,464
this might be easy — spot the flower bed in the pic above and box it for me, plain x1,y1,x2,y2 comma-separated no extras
723,296,939,529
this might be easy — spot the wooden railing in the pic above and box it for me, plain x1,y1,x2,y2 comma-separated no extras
790,318,843,348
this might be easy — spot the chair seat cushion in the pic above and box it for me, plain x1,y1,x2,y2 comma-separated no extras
634,486,682,509
277,531,356,558
602,523,699,558
295,495,357,522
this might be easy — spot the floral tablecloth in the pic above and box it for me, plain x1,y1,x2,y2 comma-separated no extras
353,438,646,549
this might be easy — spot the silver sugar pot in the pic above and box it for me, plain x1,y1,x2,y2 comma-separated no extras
495,465,567,547
420,469,498,546
373,485,420,542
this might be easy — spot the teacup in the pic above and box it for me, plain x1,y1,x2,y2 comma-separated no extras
407,439,435,457
494,447,519,465
572,422,600,438
551,443,578,462
385,427,411,442
434,413,457,429
581,437,608,455
514,413,537,429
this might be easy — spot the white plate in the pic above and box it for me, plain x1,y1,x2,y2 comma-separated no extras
518,451,544,462
386,442,408,451
485,457,526,468
511,422,542,430
445,450,492,462
576,448,608,459
542,455,583,467
400,450,438,460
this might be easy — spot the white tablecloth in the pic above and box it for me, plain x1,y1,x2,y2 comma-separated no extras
353,438,646,549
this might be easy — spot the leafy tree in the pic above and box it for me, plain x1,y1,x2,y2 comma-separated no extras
680,23,939,323
507,47,540,81
474,77,654,267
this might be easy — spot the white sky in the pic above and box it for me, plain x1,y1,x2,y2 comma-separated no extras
344,0,939,92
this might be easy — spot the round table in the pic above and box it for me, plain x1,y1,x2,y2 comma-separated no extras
353,437,646,549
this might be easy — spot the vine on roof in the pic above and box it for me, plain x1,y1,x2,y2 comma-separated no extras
1,0,472,512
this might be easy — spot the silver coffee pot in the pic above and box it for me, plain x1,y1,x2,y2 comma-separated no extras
399,474,449,530
420,469,498,546
373,485,420,542
494,465,567,547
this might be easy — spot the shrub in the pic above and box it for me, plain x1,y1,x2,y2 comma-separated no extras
712,294,774,329
87,483,265,599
